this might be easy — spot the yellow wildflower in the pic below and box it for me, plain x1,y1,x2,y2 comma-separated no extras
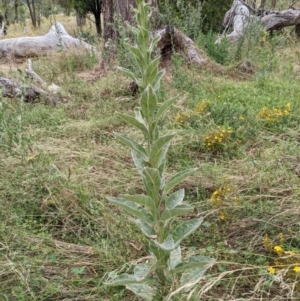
194,100,210,115
268,267,276,274
274,245,284,256
293,266,300,273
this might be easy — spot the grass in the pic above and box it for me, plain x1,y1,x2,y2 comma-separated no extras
1,12,300,300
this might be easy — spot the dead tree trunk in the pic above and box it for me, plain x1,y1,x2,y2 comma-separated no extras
217,0,300,43
116,0,137,25
103,0,116,42
103,0,159,43
156,26,207,67
27,0,37,28
0,22,96,59
1,59,61,103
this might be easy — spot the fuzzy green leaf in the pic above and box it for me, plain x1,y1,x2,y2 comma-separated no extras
134,263,152,281
122,194,156,212
145,57,160,86
153,235,175,251
167,264,212,299
134,107,147,127
124,43,145,71
141,85,157,124
155,96,178,121
173,218,203,247
163,168,197,195
126,283,157,301
165,189,185,210
118,67,140,84
114,132,148,161
149,134,175,168
179,265,212,292
172,256,215,273
104,273,138,286
153,70,165,92
116,113,149,138
135,219,156,238
106,196,152,224
124,43,144,61
168,246,182,271
126,23,139,35
149,35,161,52
131,150,147,175
142,167,162,203
161,204,193,221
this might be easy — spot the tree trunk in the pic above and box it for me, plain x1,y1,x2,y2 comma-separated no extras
103,0,159,43
27,0,37,28
92,0,102,35
271,0,276,10
259,0,266,9
115,0,137,25
103,0,115,42
14,0,19,23
76,13,86,27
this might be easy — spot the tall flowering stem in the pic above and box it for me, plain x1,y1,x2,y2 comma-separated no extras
104,1,215,300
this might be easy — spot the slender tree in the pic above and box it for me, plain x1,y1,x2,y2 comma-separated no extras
73,0,102,35
26,0,37,27
103,0,158,42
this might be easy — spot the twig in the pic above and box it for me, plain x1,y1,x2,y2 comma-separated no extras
289,0,300,8
239,0,258,13
25,59,47,87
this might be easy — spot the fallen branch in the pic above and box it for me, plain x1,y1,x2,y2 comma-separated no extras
25,59,47,87
0,21,96,59
262,8,300,31
1,60,61,103
0,76,48,102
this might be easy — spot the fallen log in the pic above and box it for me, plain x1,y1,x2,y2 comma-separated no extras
217,0,300,43
0,21,96,59
262,8,300,31
0,76,55,103
1,59,61,103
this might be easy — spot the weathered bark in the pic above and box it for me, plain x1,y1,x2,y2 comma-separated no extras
218,0,251,43
0,22,96,59
262,9,300,31
115,0,137,25
0,76,47,102
270,0,276,11
259,0,266,9
27,0,37,28
14,0,20,23
103,0,115,42
218,0,300,43
103,0,159,43
156,26,207,67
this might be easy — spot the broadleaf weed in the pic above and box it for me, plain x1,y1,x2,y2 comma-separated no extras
104,1,215,300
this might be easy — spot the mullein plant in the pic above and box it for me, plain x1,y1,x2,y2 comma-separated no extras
104,0,215,300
